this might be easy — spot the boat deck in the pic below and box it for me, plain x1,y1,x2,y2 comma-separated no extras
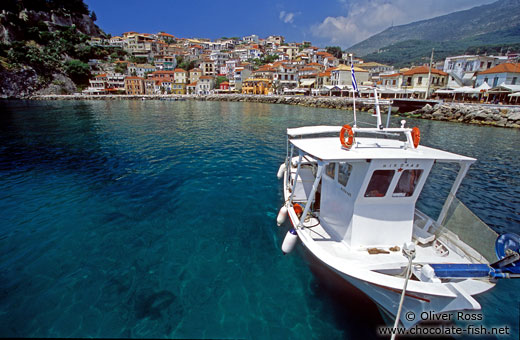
299,216,472,271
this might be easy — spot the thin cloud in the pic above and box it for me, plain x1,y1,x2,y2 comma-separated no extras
312,0,496,47
279,10,297,24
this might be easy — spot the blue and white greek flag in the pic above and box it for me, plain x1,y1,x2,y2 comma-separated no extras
350,62,360,96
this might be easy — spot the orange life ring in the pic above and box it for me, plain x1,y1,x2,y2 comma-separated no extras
339,124,355,149
411,127,420,148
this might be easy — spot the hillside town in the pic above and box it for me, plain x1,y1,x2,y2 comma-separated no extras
85,32,520,104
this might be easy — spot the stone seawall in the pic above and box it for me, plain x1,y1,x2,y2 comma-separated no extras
407,103,520,128
29,94,520,128
30,94,374,110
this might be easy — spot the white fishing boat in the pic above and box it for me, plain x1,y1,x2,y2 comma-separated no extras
276,90,520,330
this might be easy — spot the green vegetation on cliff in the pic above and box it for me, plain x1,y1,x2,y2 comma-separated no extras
0,0,113,95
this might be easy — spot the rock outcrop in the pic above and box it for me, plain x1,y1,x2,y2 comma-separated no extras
408,103,520,128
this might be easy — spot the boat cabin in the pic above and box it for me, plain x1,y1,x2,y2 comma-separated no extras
286,126,475,250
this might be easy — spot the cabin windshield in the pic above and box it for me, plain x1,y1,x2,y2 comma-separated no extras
393,169,423,197
365,170,394,197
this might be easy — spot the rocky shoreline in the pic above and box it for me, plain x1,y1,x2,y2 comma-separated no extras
407,103,520,128
28,94,520,128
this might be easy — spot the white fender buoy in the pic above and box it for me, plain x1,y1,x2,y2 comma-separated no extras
277,163,286,179
281,229,298,255
276,206,288,226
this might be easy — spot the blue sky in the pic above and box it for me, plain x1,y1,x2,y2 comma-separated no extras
84,0,496,48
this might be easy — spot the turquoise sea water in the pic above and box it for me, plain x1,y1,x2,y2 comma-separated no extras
0,100,518,339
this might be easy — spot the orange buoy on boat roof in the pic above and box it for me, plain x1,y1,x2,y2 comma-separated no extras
339,124,355,149
411,127,420,149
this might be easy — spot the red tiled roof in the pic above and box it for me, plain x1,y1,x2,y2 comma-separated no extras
199,76,213,79
174,68,187,73
402,66,447,76
478,63,520,75
381,73,403,78
154,71,175,74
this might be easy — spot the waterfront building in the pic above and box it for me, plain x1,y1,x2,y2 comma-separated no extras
144,78,156,94
196,76,214,94
186,82,197,95
219,81,230,91
357,62,394,82
242,78,271,95
174,68,188,84
443,55,506,87
189,68,203,84
475,63,520,87
380,72,404,88
400,66,448,98
253,65,276,80
330,64,369,87
124,76,145,95
274,64,299,90
150,70,176,82
171,83,186,95
231,67,252,91
86,73,126,94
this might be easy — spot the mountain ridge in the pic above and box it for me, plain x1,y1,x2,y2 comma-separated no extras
348,0,520,59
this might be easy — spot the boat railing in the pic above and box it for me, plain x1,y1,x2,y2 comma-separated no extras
428,194,498,264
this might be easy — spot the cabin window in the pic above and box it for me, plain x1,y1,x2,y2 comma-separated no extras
325,162,336,179
365,170,395,197
393,169,423,197
338,162,352,186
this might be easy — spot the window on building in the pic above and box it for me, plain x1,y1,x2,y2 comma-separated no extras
487,62,492,69
338,162,352,187
365,170,395,197
417,77,422,85
513,77,518,85
393,170,423,197
493,77,499,87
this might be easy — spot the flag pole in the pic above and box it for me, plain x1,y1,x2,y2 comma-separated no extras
349,54,357,128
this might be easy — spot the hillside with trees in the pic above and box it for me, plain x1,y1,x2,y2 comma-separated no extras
348,0,520,67
0,0,108,97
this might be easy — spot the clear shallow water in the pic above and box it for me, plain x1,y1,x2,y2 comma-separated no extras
0,100,518,339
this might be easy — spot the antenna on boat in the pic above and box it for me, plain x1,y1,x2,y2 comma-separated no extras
349,54,358,128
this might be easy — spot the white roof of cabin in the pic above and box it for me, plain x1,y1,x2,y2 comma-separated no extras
290,136,475,163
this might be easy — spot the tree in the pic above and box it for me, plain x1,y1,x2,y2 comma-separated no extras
215,76,228,88
64,59,90,85
90,11,97,22
114,62,127,75
326,46,343,59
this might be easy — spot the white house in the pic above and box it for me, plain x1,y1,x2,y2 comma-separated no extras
475,63,520,87
196,76,214,94
443,55,506,87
